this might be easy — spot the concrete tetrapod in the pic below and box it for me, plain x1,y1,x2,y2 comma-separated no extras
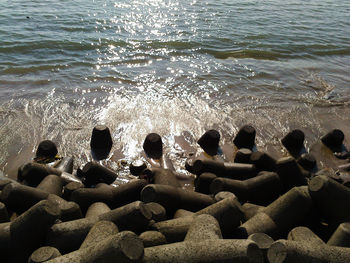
142,239,263,263
210,171,282,205
28,246,61,263
248,233,274,262
139,231,167,247
142,167,180,187
327,222,350,247
85,202,111,218
0,182,49,213
47,231,144,263
0,202,9,223
249,151,276,172
80,220,119,249
47,194,82,222
241,203,265,221
18,162,80,186
62,181,84,200
36,174,64,196
309,175,350,225
80,161,118,187
184,214,222,241
192,159,257,179
267,240,350,263
214,191,237,202
194,172,217,194
237,186,313,239
173,209,194,218
70,179,147,211
234,148,253,164
152,196,244,242
275,156,307,193
233,125,256,150
53,156,74,173
47,201,152,253
287,226,325,245
141,184,215,213
18,162,61,185
10,200,61,262
144,202,167,222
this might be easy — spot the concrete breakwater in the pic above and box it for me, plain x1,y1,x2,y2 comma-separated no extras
0,125,350,262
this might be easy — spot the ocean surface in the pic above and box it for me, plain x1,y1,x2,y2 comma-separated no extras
0,0,349,181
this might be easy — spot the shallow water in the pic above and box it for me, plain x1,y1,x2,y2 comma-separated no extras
0,0,349,181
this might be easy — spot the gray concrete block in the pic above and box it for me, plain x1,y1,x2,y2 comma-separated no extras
184,214,222,241
142,239,263,263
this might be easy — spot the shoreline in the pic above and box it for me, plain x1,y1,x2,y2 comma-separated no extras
0,126,350,262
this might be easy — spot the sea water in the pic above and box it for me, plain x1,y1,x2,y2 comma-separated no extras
0,0,349,181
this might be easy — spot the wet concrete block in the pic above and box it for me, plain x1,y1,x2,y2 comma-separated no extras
210,171,282,205
197,129,220,156
321,129,344,151
142,239,263,263
130,160,147,176
81,161,118,187
193,159,257,179
281,129,305,156
36,174,64,196
141,184,215,213
90,125,113,160
18,162,61,186
233,125,256,150
36,140,58,159
142,167,180,187
53,156,74,173
18,162,80,186
28,246,61,263
184,214,222,241
143,133,163,159
139,231,167,247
